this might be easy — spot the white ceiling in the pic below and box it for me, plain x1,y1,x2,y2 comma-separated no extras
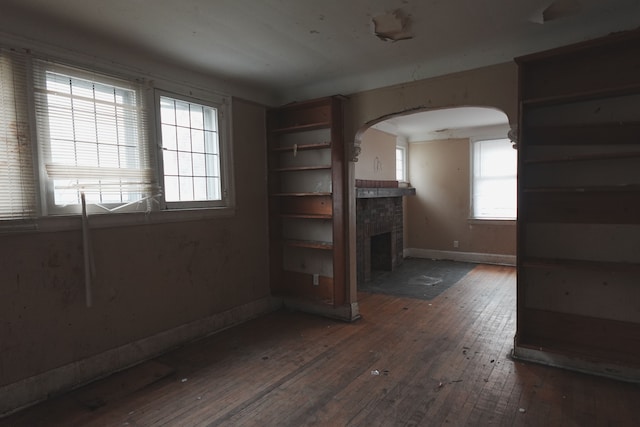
1,0,639,105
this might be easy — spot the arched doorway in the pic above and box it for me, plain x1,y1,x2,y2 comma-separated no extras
345,105,516,312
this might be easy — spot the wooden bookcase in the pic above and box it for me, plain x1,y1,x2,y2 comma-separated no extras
267,96,347,309
514,30,640,372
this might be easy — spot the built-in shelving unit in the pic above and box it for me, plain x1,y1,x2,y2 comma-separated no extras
267,96,347,309
514,30,640,374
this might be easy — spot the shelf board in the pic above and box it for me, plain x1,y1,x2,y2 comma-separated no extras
521,83,640,107
523,185,640,193
520,257,640,272
271,192,332,197
270,165,331,172
284,239,333,250
280,213,332,219
524,151,640,164
269,122,331,134
522,189,640,224
522,122,640,146
270,142,331,152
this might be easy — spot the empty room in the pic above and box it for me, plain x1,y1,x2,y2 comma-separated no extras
1,1,639,425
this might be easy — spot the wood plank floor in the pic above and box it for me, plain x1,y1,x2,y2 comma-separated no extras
2,264,639,426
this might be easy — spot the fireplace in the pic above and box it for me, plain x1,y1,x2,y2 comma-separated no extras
356,180,415,284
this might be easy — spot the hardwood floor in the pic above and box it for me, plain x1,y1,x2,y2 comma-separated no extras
2,264,639,426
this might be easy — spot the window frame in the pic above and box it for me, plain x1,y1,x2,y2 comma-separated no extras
395,137,408,183
0,47,236,233
33,60,155,216
470,137,517,221
154,89,234,211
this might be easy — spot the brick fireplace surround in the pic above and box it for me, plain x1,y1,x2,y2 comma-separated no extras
355,180,415,284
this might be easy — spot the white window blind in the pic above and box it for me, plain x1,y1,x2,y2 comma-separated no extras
33,61,155,214
0,49,36,220
472,138,517,219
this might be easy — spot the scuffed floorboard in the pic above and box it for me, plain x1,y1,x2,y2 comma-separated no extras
2,265,639,426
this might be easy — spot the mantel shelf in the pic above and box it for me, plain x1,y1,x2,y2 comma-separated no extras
356,187,416,199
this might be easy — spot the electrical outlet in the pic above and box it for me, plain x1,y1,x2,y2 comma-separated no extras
453,240,459,248
312,273,320,286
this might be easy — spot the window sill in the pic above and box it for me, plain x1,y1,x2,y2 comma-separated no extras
468,218,516,226
0,207,236,234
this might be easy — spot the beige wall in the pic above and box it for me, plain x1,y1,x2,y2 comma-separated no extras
0,99,270,390
344,63,518,266
344,62,518,144
406,138,515,256
355,128,396,181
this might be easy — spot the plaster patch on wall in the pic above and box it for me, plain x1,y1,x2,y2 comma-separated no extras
372,10,413,41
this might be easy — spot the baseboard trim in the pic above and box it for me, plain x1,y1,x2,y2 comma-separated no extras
512,344,640,384
404,248,516,266
280,297,361,322
0,296,281,417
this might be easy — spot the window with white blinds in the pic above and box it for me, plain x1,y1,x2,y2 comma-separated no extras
33,61,155,214
0,48,233,224
0,49,37,220
472,138,517,219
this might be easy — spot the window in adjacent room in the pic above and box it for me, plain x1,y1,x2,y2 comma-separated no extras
33,61,154,215
396,145,407,182
471,138,517,219
158,94,229,209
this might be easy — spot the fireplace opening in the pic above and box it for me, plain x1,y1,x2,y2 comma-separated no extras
356,186,415,285
371,232,392,272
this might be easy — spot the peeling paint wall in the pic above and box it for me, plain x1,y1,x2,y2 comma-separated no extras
0,99,270,405
355,128,396,181
345,62,518,141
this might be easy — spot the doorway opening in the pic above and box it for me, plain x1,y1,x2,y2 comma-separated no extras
353,106,514,293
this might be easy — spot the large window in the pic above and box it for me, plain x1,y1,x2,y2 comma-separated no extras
34,62,153,214
471,138,517,219
0,50,233,225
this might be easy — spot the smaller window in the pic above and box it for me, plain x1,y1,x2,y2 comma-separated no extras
158,94,229,209
472,138,517,219
396,146,406,182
